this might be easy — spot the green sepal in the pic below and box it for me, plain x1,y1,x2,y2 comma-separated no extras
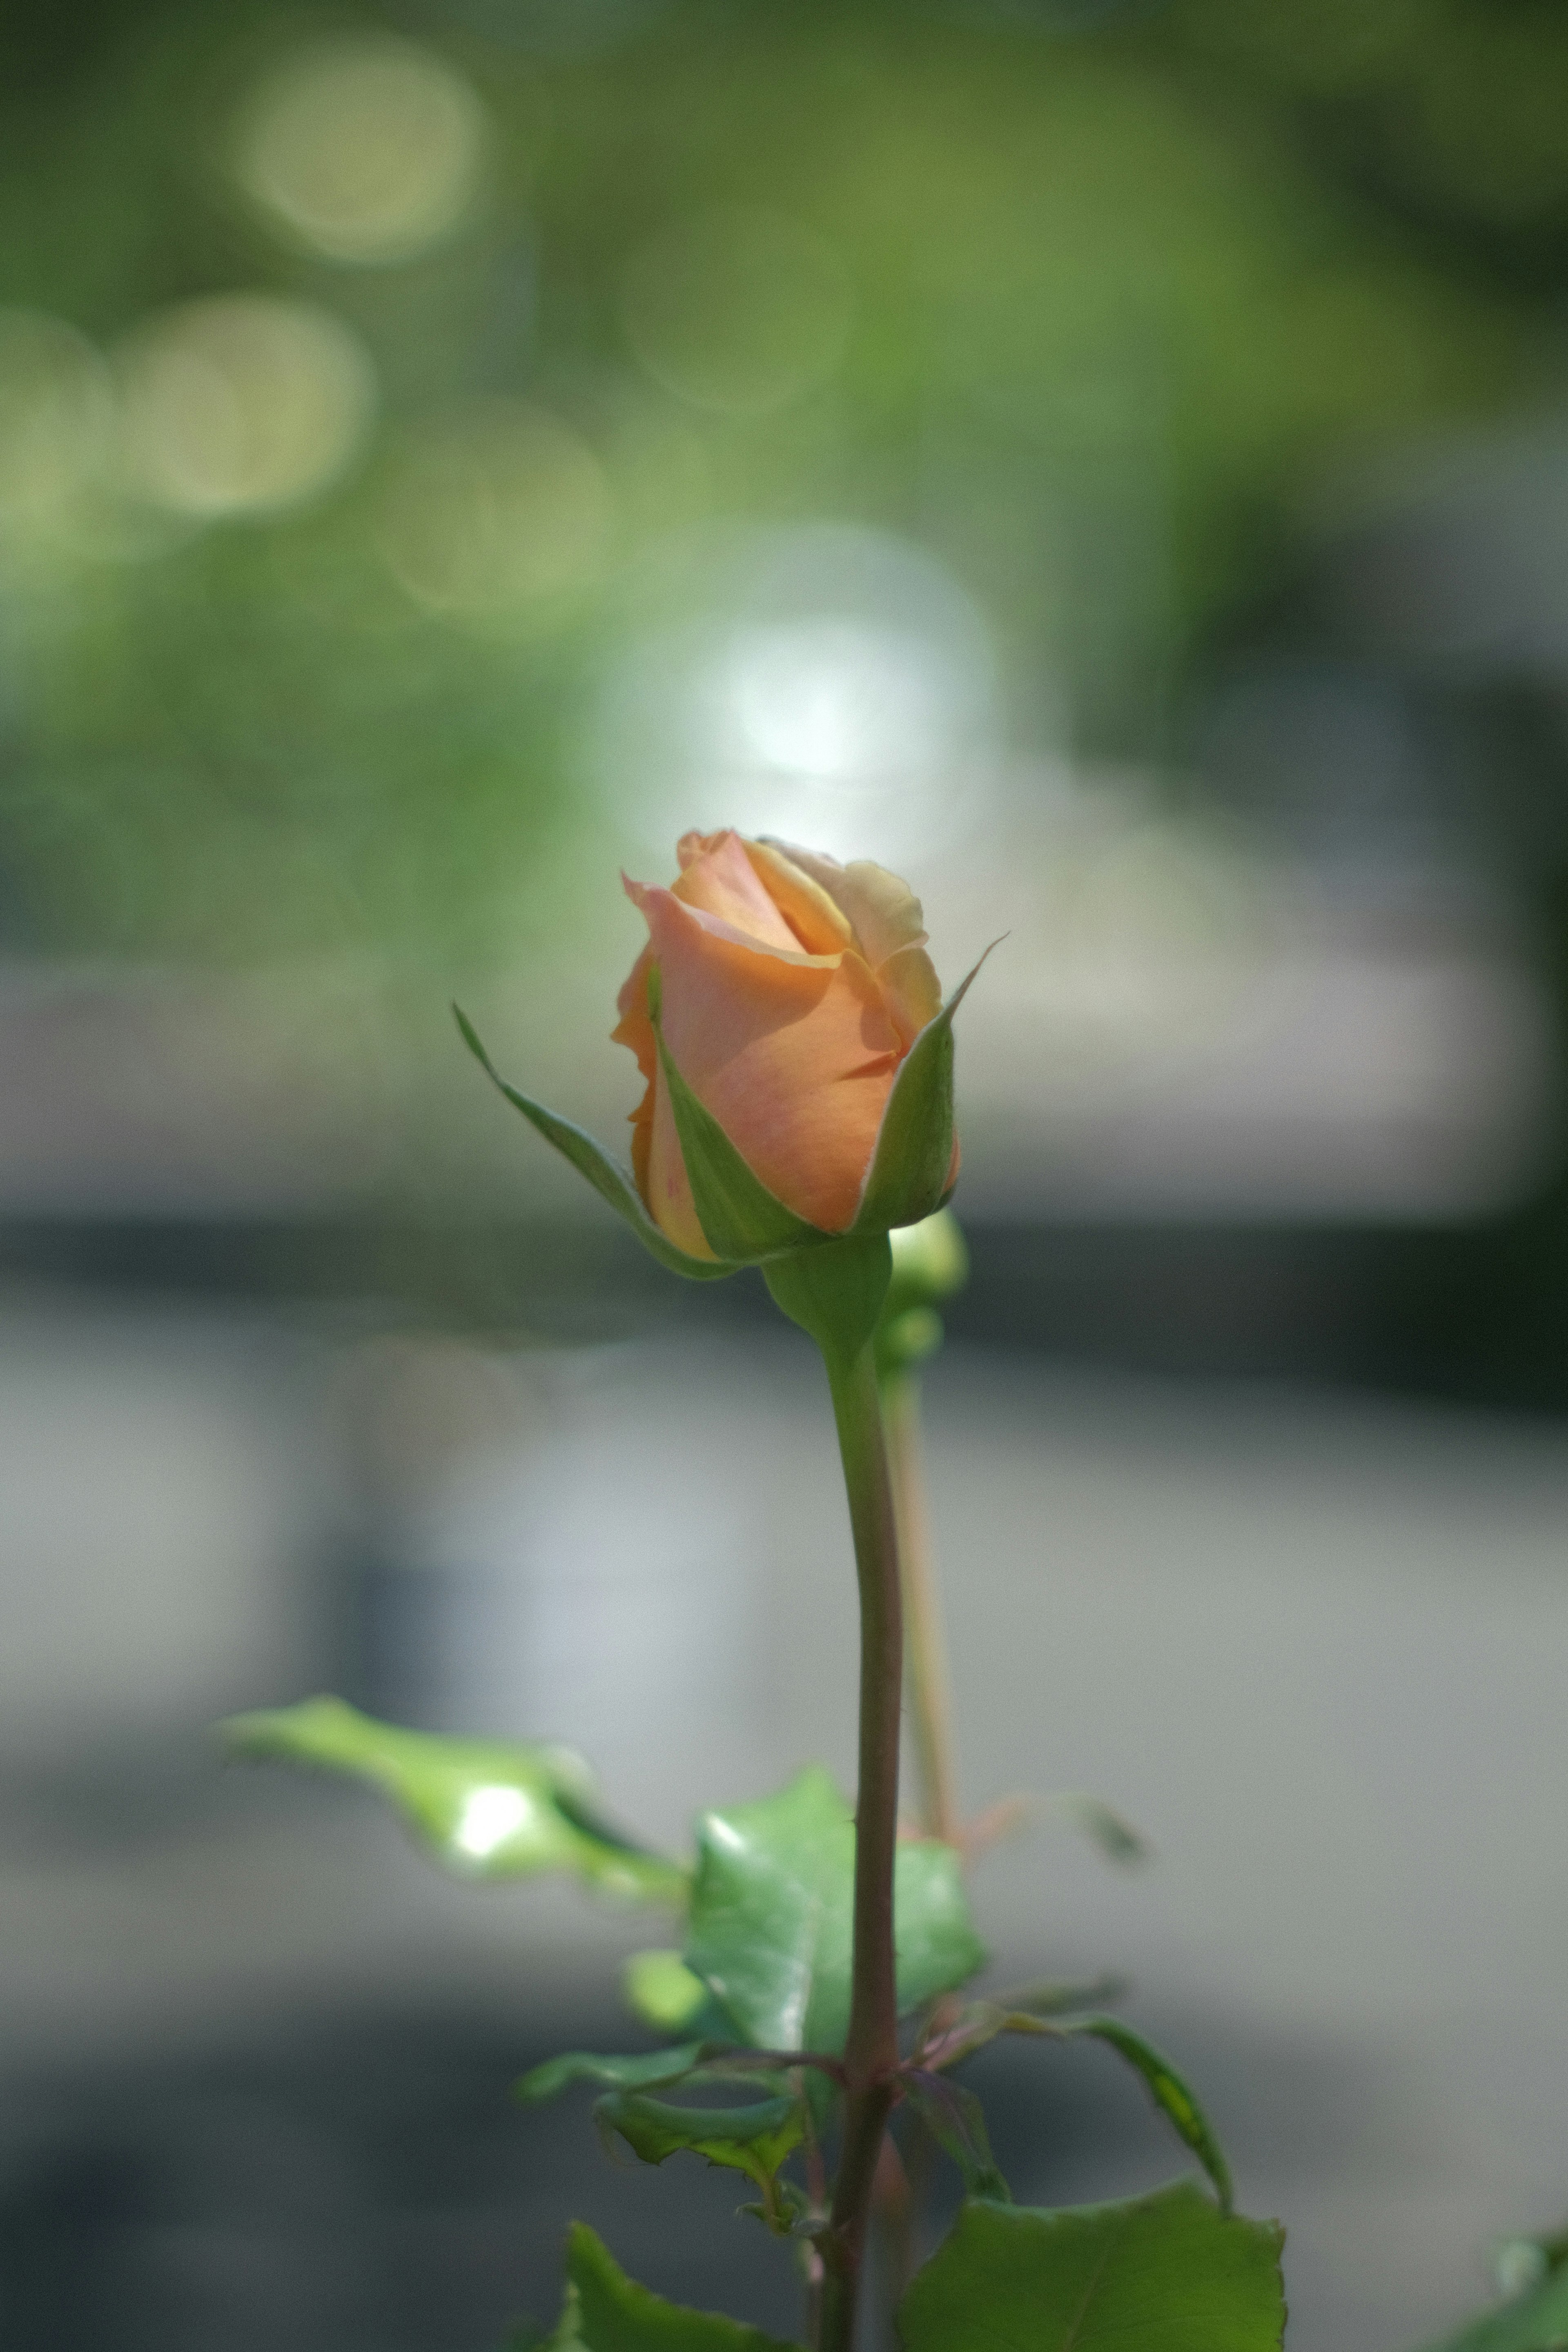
545,2224,803,2350
221,1696,684,1902
595,2089,805,2225
646,971,826,1263
517,2043,708,2105
683,1766,985,2056
762,1232,892,1366
623,1949,714,2035
853,947,996,1235
900,2181,1286,2352
1417,2252,1568,2350
454,1006,742,1283
900,2068,1011,2201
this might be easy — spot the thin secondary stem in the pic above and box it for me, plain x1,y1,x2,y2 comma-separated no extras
817,1338,905,2352
881,1368,961,1850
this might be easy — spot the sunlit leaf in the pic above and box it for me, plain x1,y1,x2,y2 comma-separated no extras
455,1007,741,1283
649,975,825,1263
624,1949,715,2035
900,2181,1286,2352
545,2223,802,2350
223,1695,684,1900
684,1766,985,2055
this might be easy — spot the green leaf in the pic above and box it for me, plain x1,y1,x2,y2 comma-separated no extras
952,2005,1233,2213
1070,2016,1234,2215
853,948,996,1235
900,2181,1286,2352
517,2044,708,2105
623,1950,714,2035
596,2090,805,2221
684,1766,985,2056
537,2289,589,2351
648,977,826,1263
223,1696,685,1902
454,1006,741,1283
1418,2261,1568,2352
550,2223,802,2350
901,2069,1011,2201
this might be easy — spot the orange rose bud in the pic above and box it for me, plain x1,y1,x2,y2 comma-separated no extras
612,831,959,1262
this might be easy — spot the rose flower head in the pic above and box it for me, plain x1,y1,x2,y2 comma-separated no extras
456,829,982,1279
613,831,970,1264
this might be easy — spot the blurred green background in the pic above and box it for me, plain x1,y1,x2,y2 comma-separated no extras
0,0,1557,959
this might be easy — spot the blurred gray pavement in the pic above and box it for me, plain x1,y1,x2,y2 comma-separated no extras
2,1298,1566,2348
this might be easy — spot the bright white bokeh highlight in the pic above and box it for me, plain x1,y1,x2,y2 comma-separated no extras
452,1782,529,1860
592,521,1000,867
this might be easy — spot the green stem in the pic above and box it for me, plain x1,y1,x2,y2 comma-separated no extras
817,1338,904,2352
880,1367,961,1849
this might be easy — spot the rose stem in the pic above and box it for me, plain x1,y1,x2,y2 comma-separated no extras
817,1336,904,2352
880,1363,961,1849
873,1359,960,2311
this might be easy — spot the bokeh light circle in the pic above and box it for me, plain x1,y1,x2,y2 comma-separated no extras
233,33,489,267
620,207,853,414
114,295,376,520
377,399,614,621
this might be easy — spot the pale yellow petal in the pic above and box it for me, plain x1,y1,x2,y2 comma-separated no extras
878,942,942,1047
741,839,854,955
760,840,930,969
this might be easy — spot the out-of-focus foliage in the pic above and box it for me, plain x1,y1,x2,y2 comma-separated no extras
224,1693,688,1897
0,0,1557,960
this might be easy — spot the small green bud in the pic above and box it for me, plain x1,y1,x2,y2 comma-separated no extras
889,1208,969,1306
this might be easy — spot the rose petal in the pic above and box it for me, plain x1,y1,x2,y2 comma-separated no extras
742,840,855,955
611,940,659,1205
672,830,799,951
878,941,943,1049
760,841,931,969
637,884,902,1233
